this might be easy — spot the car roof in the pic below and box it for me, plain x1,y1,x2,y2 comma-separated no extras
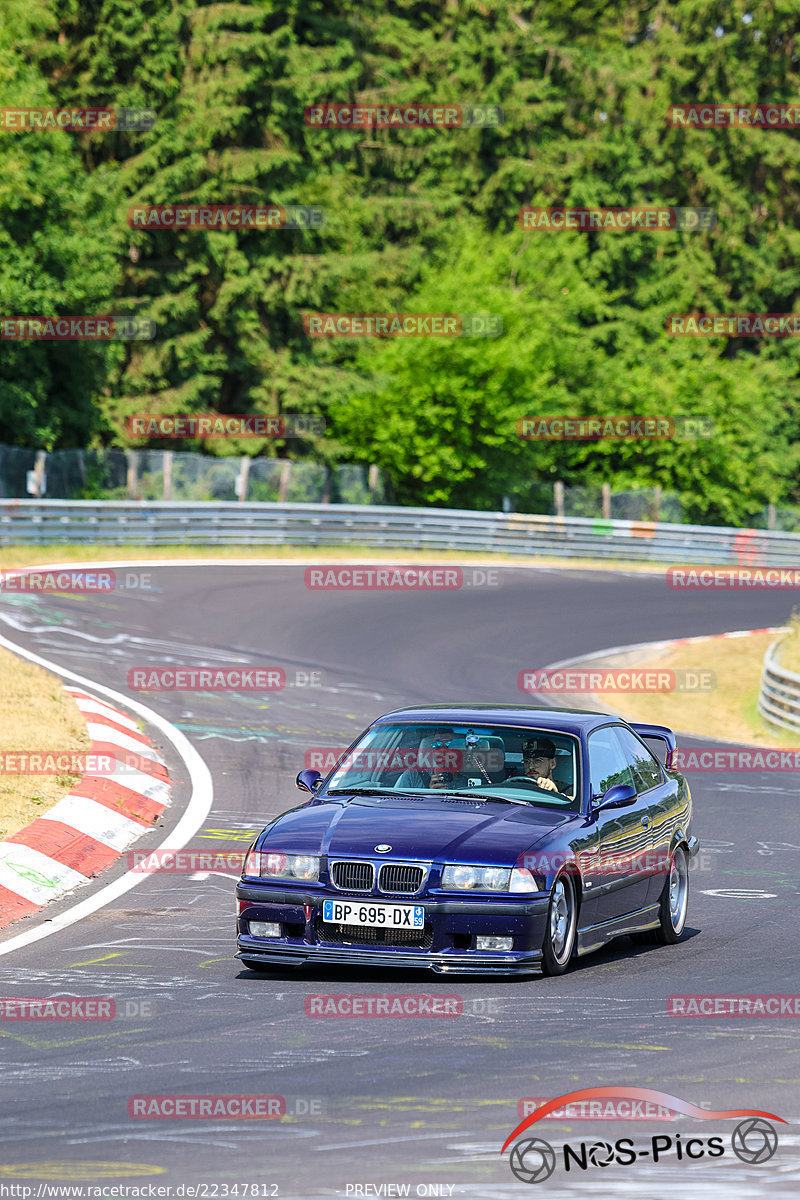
373,704,620,735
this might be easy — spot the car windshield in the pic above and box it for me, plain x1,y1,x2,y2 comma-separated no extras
323,722,581,811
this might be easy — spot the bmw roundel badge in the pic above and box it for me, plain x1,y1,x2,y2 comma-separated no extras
374,844,392,853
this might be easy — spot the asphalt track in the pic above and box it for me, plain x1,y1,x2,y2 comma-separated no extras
0,562,798,1199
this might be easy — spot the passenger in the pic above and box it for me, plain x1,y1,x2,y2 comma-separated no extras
395,728,458,790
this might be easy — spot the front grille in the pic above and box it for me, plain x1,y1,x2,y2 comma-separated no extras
331,860,374,892
315,915,433,948
378,863,425,894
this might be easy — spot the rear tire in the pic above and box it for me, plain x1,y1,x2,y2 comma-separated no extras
541,873,577,976
655,844,689,944
634,845,689,946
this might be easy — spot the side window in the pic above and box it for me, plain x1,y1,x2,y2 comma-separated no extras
587,728,636,801
614,726,664,793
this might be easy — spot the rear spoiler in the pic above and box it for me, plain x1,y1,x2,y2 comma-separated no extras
629,722,676,769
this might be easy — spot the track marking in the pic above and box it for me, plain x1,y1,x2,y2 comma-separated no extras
701,888,778,899
0,631,214,959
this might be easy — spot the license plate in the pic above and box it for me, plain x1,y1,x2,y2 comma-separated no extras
322,900,424,929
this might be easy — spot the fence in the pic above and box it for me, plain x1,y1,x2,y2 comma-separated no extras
4,500,800,562
0,445,388,505
4,443,799,529
758,639,800,734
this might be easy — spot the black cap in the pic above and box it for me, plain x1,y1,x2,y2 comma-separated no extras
523,737,556,760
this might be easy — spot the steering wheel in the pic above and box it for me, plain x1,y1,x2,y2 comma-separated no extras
502,775,556,793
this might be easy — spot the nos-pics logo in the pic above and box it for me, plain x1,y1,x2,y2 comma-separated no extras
503,1087,783,1183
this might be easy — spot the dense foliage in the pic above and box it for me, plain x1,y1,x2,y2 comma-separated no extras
2,0,800,522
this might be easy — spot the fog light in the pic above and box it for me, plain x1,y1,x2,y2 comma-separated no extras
476,936,513,951
249,921,281,938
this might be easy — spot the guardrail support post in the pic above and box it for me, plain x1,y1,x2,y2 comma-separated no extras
368,464,379,503
236,456,250,502
126,450,139,500
278,460,292,503
554,481,564,518
163,451,172,500
602,482,611,520
768,503,776,530
26,451,47,497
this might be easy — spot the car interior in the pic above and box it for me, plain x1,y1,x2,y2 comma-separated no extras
352,724,580,801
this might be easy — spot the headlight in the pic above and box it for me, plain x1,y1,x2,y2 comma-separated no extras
243,851,320,882
509,867,539,893
441,865,512,891
292,855,319,881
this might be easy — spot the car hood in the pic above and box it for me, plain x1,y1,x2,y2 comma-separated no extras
259,794,577,865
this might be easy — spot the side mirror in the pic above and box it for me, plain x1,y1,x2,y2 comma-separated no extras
595,783,637,811
296,768,323,794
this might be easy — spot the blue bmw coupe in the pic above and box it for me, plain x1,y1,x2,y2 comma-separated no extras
236,705,699,976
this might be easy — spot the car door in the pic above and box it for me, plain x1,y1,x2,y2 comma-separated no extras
582,726,653,922
614,724,678,905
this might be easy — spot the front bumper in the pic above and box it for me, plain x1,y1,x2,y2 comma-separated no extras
235,882,550,975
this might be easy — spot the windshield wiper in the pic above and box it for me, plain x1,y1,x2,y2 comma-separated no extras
325,786,397,796
442,790,530,806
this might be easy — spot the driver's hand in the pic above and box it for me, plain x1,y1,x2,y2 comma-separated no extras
429,771,449,789
535,776,558,792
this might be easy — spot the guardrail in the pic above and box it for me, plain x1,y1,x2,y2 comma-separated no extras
758,638,800,733
3,500,800,562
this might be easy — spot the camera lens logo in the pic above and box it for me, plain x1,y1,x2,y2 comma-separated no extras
509,1137,556,1184
587,1140,614,1167
731,1118,778,1164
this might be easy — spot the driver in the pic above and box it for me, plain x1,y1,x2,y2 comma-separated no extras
522,737,573,798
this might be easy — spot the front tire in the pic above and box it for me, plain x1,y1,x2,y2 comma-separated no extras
541,873,578,976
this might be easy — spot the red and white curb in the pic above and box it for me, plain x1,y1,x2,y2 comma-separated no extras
0,688,171,929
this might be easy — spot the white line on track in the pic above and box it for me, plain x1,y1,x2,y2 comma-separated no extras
0,631,214,959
